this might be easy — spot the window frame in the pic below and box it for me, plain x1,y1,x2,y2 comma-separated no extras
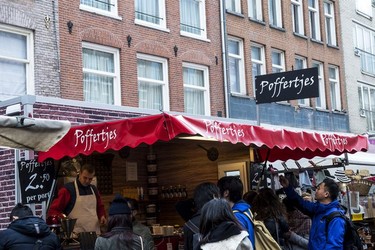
269,0,283,28
295,56,309,106
251,43,266,97
180,0,208,41
354,23,375,75
249,0,263,21
328,65,341,111
324,1,337,46
82,42,121,105
226,0,242,13
228,37,246,95
358,83,375,131
183,62,210,116
291,0,304,35
134,0,169,32
0,24,34,101
137,53,170,111
312,61,326,109
80,0,121,19
271,49,285,73
308,0,321,41
355,0,373,19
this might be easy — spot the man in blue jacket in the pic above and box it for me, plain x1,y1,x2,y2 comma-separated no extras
217,176,255,248
279,175,345,249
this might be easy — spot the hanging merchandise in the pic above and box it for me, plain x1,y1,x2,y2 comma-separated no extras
334,170,351,183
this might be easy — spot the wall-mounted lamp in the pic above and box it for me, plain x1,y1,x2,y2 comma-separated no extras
67,21,73,34
127,35,132,47
215,56,218,65
174,45,178,57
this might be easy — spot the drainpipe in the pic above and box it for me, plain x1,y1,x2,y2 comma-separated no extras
220,0,230,118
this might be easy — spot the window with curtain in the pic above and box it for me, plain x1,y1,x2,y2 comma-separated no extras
269,0,282,27
82,43,120,105
312,61,326,109
226,0,241,13
180,0,207,39
137,54,169,111
0,26,33,101
292,0,304,35
135,0,167,29
80,0,118,16
249,0,263,21
358,84,375,131
328,65,341,111
295,56,309,106
228,38,245,95
183,63,210,115
271,49,285,73
308,0,321,41
324,1,337,46
355,24,375,75
251,44,266,97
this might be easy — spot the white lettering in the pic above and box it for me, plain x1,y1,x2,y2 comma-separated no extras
74,127,117,152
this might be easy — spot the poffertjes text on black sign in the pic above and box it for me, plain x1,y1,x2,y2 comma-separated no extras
18,159,55,204
255,67,319,104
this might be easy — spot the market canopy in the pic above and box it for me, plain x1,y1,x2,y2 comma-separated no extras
37,113,368,162
0,115,71,152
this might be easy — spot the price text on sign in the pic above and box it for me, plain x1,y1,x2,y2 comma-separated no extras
17,159,55,204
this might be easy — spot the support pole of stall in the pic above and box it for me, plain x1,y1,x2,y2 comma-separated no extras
256,149,271,191
46,162,61,214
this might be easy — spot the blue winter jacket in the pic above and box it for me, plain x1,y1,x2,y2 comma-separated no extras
284,185,346,250
232,200,255,249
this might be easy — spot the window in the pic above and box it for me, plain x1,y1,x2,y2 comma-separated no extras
358,84,375,131
324,1,337,46
295,56,309,106
183,63,210,115
0,25,34,101
82,43,120,105
291,0,304,35
249,0,263,21
356,0,372,18
180,0,207,40
354,24,375,75
251,43,266,97
137,54,169,111
135,0,167,30
228,37,246,95
226,0,241,13
328,65,341,111
80,0,119,18
271,49,285,73
269,0,283,28
312,61,326,109
308,0,321,41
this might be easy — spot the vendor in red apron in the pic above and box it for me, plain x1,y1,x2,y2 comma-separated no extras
48,163,107,235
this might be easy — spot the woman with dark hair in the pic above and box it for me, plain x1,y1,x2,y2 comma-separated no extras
95,194,143,250
197,198,253,250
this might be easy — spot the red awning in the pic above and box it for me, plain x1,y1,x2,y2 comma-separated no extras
37,113,368,163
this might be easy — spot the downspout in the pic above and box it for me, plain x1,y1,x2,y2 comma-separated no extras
52,0,61,89
220,0,230,118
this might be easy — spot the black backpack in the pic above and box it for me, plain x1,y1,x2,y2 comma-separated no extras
324,211,364,250
185,219,202,250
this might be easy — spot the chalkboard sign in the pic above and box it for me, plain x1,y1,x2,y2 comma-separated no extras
18,159,55,204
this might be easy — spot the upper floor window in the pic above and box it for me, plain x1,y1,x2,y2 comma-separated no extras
354,24,375,75
249,0,263,21
180,0,207,40
324,1,337,46
0,25,34,101
308,0,321,41
269,0,283,28
358,83,375,132
356,0,372,18
228,37,246,95
251,43,266,97
292,0,304,35
328,65,341,111
183,63,210,115
82,42,121,105
295,56,309,106
312,61,326,109
135,0,167,31
226,0,241,13
80,0,119,18
271,49,285,73
137,54,169,111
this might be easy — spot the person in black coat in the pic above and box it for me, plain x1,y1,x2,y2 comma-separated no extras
0,203,62,250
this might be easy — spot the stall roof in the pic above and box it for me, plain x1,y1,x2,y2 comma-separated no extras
37,113,368,162
0,115,71,151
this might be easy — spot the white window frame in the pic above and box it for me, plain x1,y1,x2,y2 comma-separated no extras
291,0,304,35
80,0,121,19
328,65,341,111
0,24,34,101
356,0,372,19
295,56,309,106
135,0,169,32
251,43,266,97
269,0,283,28
228,37,246,95
249,0,263,21
226,0,242,13
312,61,326,109
324,1,337,46
180,0,208,41
82,42,121,105
183,62,210,115
271,49,285,73
137,53,169,111
358,83,375,131
308,0,321,41
354,24,375,75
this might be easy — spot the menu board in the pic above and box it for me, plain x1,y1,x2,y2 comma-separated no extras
18,159,55,204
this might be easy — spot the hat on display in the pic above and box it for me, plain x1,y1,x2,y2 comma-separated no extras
323,169,336,180
334,170,351,183
109,194,131,216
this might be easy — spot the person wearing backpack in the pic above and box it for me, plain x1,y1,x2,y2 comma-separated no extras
279,176,346,249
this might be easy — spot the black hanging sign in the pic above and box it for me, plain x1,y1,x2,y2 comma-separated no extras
18,159,55,204
255,67,319,104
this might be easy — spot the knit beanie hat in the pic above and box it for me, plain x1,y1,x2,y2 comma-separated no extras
109,194,131,216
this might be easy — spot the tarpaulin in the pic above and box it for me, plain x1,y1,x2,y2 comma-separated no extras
37,113,368,162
